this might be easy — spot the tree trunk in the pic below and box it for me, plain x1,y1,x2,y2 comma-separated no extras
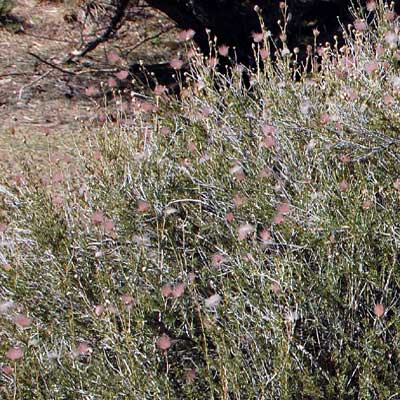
145,0,369,65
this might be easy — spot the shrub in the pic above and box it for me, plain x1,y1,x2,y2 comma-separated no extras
1,1,399,398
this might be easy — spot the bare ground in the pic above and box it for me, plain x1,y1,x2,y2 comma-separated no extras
0,0,179,177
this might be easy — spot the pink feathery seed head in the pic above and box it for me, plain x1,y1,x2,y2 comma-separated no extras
260,229,271,243
270,282,281,294
107,51,120,64
218,44,229,57
6,347,23,361
0,301,15,314
277,202,290,215
13,174,25,186
178,29,196,42
362,200,372,210
335,68,346,79
374,303,385,318
108,77,117,88
62,153,72,164
339,154,350,164
201,106,212,117
343,87,358,101
0,223,7,232
186,368,197,383
233,194,247,208
156,334,172,351
259,167,272,178
339,179,349,192
319,112,330,125
172,282,186,298
393,178,400,191
243,252,255,263
211,253,226,268
262,135,276,149
14,314,32,328
187,141,197,153
115,70,129,80
91,211,104,226
52,194,63,207
107,304,118,314
137,200,151,213
384,31,398,46
259,48,270,60
335,122,343,131
385,11,397,22
375,43,384,56
2,263,11,272
94,305,105,316
262,124,276,136
225,212,234,223
52,171,64,185
161,283,173,297
139,100,155,113
299,100,312,115
353,19,368,31
43,173,57,187
366,0,376,11
207,57,217,68
121,293,134,306
364,61,378,75
272,214,285,224
76,342,91,356
170,58,184,70
154,84,167,96
237,223,254,240
2,365,13,375
160,126,171,136
85,85,99,97
252,32,264,43
103,218,115,232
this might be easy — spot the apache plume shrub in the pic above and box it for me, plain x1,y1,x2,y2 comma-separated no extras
1,1,399,398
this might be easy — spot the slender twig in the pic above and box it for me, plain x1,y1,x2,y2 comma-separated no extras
125,25,175,56
28,52,120,76
18,70,52,101
28,52,76,75
66,0,130,62
0,72,29,78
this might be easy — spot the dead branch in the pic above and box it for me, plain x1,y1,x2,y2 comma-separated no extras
28,52,76,76
66,0,131,62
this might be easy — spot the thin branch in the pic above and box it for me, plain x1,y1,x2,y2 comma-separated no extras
66,0,130,62
0,72,30,78
28,52,76,75
18,70,52,101
125,25,175,56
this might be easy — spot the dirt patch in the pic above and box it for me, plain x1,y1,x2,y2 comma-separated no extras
0,0,180,177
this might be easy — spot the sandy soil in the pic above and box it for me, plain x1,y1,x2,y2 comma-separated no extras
0,0,178,176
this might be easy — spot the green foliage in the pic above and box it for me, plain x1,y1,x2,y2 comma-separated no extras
1,1,400,398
